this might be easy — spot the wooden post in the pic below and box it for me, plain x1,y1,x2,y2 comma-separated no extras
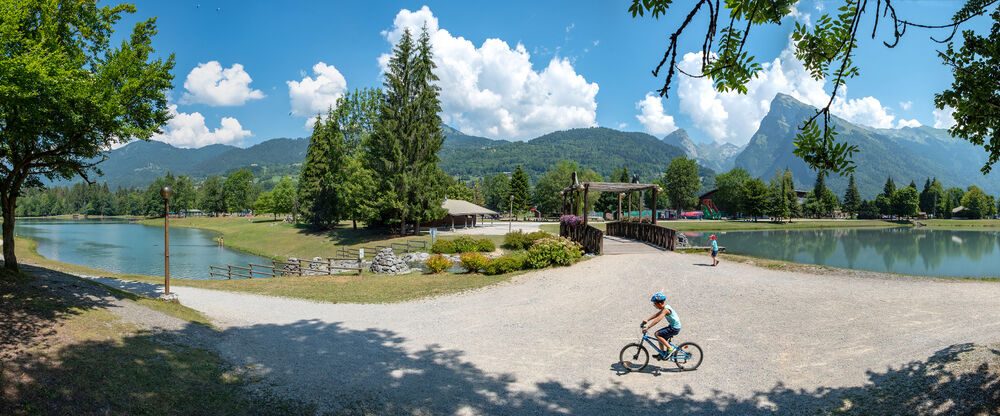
227,265,232,280
249,263,254,279
617,193,623,221
583,184,590,226
652,187,658,225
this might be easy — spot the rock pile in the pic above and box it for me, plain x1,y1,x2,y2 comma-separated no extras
370,248,411,274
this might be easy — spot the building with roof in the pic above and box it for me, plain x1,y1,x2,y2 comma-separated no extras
425,199,499,230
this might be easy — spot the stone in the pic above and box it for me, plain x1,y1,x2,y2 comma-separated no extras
369,248,412,275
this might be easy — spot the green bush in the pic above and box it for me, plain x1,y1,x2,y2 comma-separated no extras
431,239,455,254
459,252,490,273
502,230,550,250
432,237,495,254
484,251,529,275
425,254,452,274
526,237,583,269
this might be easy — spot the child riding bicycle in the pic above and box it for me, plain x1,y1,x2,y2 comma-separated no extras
640,292,681,360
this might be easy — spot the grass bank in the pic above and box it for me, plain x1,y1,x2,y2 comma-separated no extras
136,217,505,260
15,235,522,304
0,269,311,415
921,219,1000,230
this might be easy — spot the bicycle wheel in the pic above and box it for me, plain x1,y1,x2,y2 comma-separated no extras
672,342,703,371
618,343,649,372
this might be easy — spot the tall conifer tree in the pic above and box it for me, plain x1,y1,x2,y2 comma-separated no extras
843,174,861,217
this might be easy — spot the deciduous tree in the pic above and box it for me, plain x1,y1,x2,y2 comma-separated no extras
663,157,701,212
0,1,174,271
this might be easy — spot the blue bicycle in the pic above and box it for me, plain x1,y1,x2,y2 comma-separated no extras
619,329,703,372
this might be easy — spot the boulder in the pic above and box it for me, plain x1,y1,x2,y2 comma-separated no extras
370,248,412,275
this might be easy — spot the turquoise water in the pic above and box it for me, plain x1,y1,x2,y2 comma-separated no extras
685,227,1000,278
14,219,268,279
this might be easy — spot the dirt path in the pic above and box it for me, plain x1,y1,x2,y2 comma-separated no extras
90,252,1000,414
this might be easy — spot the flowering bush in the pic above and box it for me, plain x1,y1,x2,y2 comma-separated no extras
559,214,584,226
526,237,583,269
459,252,490,273
425,254,452,274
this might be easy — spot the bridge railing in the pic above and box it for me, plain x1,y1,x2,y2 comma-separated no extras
560,223,604,255
606,221,676,251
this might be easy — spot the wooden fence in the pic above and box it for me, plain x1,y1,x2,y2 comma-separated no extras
605,221,676,251
209,240,429,279
209,257,363,279
560,222,604,254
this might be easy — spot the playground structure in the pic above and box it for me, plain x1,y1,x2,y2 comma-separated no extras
701,197,722,219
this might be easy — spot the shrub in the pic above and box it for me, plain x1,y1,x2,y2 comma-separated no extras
431,239,454,254
432,237,495,254
526,237,583,269
503,230,551,250
425,254,452,274
459,252,490,273
484,251,529,275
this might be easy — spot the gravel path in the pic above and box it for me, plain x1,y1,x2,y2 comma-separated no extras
92,252,1000,414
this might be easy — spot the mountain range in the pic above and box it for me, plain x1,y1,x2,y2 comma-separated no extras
661,129,742,172
58,93,999,200
736,93,1000,198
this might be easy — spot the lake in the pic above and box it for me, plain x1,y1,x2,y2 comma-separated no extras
686,227,1000,278
14,219,268,279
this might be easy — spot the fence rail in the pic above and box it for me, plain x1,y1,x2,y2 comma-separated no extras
560,223,604,254
209,241,429,279
605,221,676,251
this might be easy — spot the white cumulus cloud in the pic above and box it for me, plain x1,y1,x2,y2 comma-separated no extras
635,93,678,135
379,6,599,140
286,62,348,122
671,41,910,144
151,105,252,148
181,61,265,106
933,106,957,129
896,118,922,128
899,101,913,111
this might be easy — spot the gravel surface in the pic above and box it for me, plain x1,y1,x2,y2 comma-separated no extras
90,252,1000,415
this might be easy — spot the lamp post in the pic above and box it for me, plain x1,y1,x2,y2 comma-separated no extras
509,194,514,233
160,186,173,296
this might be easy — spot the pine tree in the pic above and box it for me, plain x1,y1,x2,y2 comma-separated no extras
510,165,532,215
842,174,861,217
883,177,896,198
782,169,800,219
409,26,448,231
298,115,338,227
367,29,416,232
366,27,446,234
767,172,790,222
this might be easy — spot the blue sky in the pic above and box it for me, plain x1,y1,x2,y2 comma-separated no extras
115,1,990,148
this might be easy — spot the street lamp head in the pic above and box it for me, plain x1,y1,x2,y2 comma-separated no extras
160,186,173,200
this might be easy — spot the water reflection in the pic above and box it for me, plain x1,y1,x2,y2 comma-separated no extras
14,219,268,279
687,228,1000,278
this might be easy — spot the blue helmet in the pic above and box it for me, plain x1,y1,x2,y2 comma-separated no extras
650,292,667,303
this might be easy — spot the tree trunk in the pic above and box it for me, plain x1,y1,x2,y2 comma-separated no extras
352,218,357,229
2,195,18,273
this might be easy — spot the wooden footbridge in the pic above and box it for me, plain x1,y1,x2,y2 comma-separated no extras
559,173,677,255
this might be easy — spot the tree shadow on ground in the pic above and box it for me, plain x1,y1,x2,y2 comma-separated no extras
0,265,118,361
13,317,982,415
4,275,998,414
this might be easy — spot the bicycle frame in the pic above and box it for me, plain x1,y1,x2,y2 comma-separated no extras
640,333,690,360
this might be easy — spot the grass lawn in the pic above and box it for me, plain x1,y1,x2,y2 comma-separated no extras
921,219,1000,229
540,219,904,234
15,235,522,304
0,269,311,415
136,217,505,260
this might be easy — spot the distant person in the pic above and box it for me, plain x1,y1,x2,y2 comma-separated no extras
219,236,224,247
640,292,682,359
710,234,719,266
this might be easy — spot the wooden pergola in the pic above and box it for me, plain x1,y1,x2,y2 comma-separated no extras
560,172,662,225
